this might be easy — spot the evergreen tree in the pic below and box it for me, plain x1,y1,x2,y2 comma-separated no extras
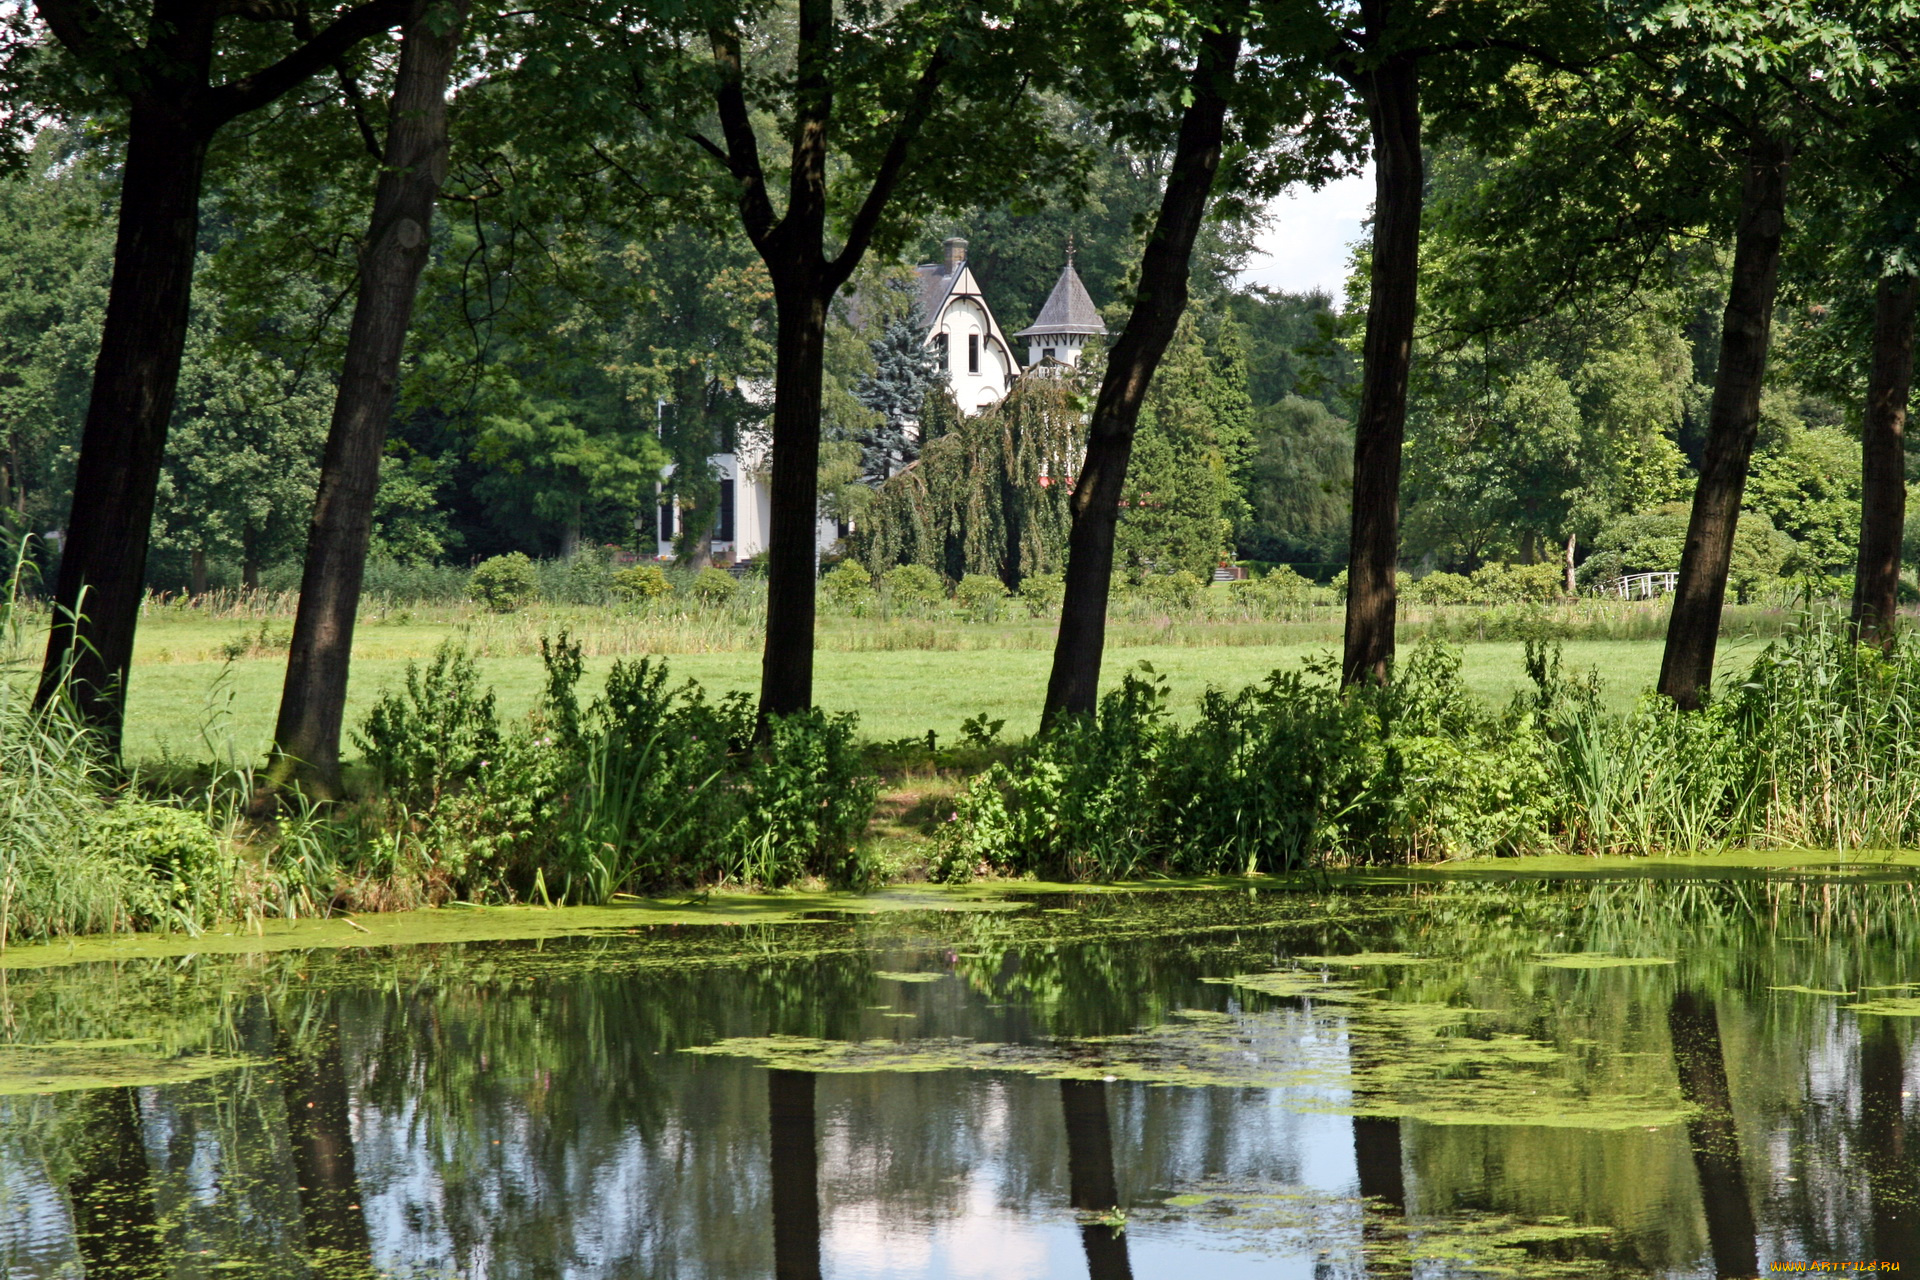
854,311,945,482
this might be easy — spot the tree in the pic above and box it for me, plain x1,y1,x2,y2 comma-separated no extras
854,298,945,482
1239,395,1352,566
26,0,410,750
263,0,469,798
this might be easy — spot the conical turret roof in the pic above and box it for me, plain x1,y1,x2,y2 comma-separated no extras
1015,260,1105,337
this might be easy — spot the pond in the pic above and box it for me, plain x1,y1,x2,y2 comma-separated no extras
1,865,1917,1278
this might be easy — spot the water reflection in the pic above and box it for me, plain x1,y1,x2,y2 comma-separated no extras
2,876,1919,1277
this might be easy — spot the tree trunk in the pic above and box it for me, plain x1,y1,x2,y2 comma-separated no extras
263,0,465,798
1667,988,1758,1278
66,1087,164,1278
1564,531,1576,596
276,1013,375,1271
1658,135,1792,709
1060,1079,1134,1280
758,283,831,726
1039,27,1241,726
36,104,209,750
768,1069,823,1280
1852,273,1918,650
559,502,582,561
190,547,209,598
1340,44,1421,688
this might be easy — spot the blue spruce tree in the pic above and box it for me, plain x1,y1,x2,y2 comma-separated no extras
855,313,946,482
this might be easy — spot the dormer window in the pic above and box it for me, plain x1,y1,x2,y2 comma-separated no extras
968,333,980,374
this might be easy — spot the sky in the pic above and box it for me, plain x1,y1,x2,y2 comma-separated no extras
1236,164,1374,304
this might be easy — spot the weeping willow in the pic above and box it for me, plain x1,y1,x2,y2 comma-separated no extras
855,370,1088,587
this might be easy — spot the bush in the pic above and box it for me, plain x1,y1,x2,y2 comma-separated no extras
882,563,945,611
691,566,740,606
469,553,538,612
820,561,877,614
82,802,233,929
610,564,674,603
954,573,1008,622
537,549,616,604
355,641,501,807
1018,571,1065,616
1142,570,1205,612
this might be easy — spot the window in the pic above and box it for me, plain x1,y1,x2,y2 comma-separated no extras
1042,348,1056,362
935,333,949,368
658,497,675,543
968,333,980,374
716,472,735,542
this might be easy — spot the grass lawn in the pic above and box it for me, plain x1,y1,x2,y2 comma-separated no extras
114,618,1768,766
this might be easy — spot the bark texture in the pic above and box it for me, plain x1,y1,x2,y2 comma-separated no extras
1658,135,1792,709
1039,26,1242,726
768,1069,823,1280
265,0,467,797
704,2,950,732
1340,38,1422,688
1668,988,1759,1279
1852,273,1918,650
32,0,409,751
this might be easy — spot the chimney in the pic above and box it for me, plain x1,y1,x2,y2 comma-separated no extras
943,237,967,271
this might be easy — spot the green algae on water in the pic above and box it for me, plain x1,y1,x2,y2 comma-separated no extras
0,1041,259,1096
874,971,948,983
1534,954,1677,969
1845,998,1920,1016
1290,952,1441,967
1769,984,1856,997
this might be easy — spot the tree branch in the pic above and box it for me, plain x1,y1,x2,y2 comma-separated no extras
33,0,146,97
708,20,776,245
202,0,411,127
829,42,954,287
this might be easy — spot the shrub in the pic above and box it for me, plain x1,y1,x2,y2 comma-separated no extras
537,549,616,604
954,573,1008,622
82,802,233,929
882,563,945,610
610,564,674,603
1142,570,1205,612
355,641,501,807
691,566,740,605
469,553,538,612
1018,571,1065,616
820,561,877,614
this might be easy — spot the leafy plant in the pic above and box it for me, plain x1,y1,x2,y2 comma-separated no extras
469,552,539,612
954,573,1008,621
881,563,945,611
691,566,739,605
610,563,674,602
820,561,877,614
354,641,501,807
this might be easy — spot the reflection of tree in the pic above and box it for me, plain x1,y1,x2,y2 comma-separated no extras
276,1008,375,1275
1061,1079,1133,1280
1861,1019,1920,1268
1668,989,1758,1279
66,1087,163,1278
770,1070,823,1280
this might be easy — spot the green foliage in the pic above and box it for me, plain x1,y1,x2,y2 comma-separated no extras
953,573,1008,622
468,553,539,612
881,563,946,611
1239,395,1352,564
1580,505,1796,601
1018,571,1065,616
354,642,502,808
610,564,674,603
1140,570,1207,612
820,561,877,615
1409,562,1565,606
691,567,739,606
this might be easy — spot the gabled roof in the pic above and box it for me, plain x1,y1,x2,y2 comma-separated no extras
914,258,1019,373
1015,261,1106,337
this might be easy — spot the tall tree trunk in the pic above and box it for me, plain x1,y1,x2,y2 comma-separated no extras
263,0,466,798
1039,26,1242,726
1667,988,1758,1278
1658,135,1792,709
758,283,830,725
768,1069,823,1280
190,547,209,598
1564,532,1576,595
1060,1079,1134,1280
36,105,209,749
559,501,582,561
241,523,261,591
1341,42,1422,688
1862,1018,1920,1268
1852,273,1918,650
276,1012,376,1271
66,1087,164,1278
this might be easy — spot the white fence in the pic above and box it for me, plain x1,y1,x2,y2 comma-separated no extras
1598,571,1678,599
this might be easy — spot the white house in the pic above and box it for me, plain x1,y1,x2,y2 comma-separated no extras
653,242,1097,563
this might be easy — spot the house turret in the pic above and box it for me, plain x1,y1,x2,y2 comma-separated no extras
1014,252,1105,369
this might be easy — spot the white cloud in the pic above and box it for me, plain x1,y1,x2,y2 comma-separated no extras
1238,165,1374,304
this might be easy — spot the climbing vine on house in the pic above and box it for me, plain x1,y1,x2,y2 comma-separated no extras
855,369,1088,588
